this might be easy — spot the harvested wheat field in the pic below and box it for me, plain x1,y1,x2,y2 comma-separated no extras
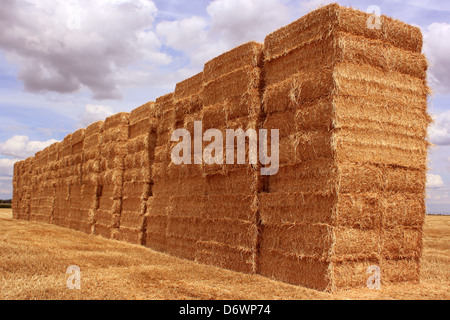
0,209,448,300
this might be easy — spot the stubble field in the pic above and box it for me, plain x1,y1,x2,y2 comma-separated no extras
0,208,448,300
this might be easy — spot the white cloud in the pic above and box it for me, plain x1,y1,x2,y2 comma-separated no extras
156,0,291,67
423,23,450,94
0,159,19,177
80,104,114,128
0,0,170,100
0,136,59,159
427,173,444,188
207,0,291,45
429,111,450,146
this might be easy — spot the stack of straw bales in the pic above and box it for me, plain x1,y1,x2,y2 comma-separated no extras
119,103,158,244
259,3,430,291
17,157,34,220
31,144,58,223
12,161,21,219
162,73,207,260
80,121,104,234
145,93,175,252
53,135,72,228
46,143,59,224
11,3,430,292
67,129,86,232
194,42,264,273
29,150,44,222
94,113,129,239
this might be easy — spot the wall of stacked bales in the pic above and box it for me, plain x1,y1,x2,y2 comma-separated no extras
11,4,431,292
259,4,430,291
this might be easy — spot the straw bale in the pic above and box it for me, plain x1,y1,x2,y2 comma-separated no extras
381,258,420,284
130,102,154,124
268,160,337,194
260,192,335,225
166,217,201,242
337,6,423,53
338,162,426,194
225,90,261,121
333,227,379,262
202,194,256,221
263,111,296,138
263,70,333,108
85,120,104,136
195,241,256,274
94,224,111,239
264,4,422,60
174,72,204,100
174,95,203,122
334,62,429,103
145,211,167,234
197,219,258,249
204,42,263,82
334,135,428,170
69,220,91,234
145,212,167,252
332,259,379,290
203,66,261,106
335,31,428,79
104,112,129,132
166,163,204,183
278,131,334,165
164,236,197,260
335,193,381,229
119,207,144,229
260,223,333,259
258,248,329,291
383,192,425,228
334,95,430,140
117,227,143,245
381,227,422,259
48,142,59,162
128,118,151,140
264,38,335,86
166,195,206,218
201,104,226,129
61,134,73,157
155,93,175,126
151,176,204,197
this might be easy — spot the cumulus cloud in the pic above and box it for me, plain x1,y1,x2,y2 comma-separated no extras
207,0,291,45
427,173,444,188
0,135,59,159
429,111,450,146
423,22,450,94
80,104,114,127
0,0,170,100
156,0,291,67
0,158,19,177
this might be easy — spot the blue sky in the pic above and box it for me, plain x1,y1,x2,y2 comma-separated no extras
0,0,449,213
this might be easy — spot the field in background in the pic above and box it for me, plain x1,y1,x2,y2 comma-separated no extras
0,209,448,300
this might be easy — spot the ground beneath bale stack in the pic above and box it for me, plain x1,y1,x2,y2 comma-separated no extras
0,209,448,300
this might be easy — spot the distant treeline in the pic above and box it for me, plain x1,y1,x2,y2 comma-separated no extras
0,199,12,208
